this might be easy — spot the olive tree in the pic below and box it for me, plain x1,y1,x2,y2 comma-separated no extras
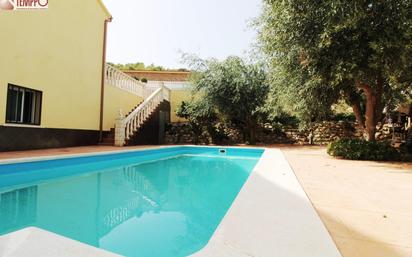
176,98,217,144
257,0,412,141
182,56,269,144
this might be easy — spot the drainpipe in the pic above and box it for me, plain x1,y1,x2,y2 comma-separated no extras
99,16,112,142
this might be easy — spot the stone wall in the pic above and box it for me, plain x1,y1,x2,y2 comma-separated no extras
165,121,365,145
285,121,362,144
376,123,399,141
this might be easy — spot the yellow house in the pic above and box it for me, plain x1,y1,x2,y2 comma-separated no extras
0,0,170,151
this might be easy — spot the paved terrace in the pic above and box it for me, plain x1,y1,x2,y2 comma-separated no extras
0,145,411,257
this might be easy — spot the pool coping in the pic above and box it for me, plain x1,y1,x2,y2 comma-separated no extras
0,145,178,165
191,148,342,257
0,145,263,165
0,146,342,257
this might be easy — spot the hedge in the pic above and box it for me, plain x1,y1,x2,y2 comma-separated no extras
327,139,400,161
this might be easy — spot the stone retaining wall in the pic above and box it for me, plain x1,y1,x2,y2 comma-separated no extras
165,121,369,145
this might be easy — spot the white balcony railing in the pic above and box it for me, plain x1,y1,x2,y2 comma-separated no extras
105,64,154,98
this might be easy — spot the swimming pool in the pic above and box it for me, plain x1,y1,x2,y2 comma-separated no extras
0,146,264,257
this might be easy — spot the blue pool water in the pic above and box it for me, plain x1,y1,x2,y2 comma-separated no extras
0,147,263,257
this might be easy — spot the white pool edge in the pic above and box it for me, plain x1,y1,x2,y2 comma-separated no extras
191,148,342,257
0,145,263,165
0,145,178,165
0,147,342,257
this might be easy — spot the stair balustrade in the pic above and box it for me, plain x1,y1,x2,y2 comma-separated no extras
114,85,170,146
105,63,155,98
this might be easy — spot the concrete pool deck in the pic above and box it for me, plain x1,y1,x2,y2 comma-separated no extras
0,145,411,256
281,146,412,257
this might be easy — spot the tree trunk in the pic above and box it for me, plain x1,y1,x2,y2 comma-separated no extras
245,118,257,145
374,77,384,123
242,127,248,143
249,126,257,145
363,88,377,141
359,79,383,142
344,88,365,131
191,123,201,144
351,98,365,130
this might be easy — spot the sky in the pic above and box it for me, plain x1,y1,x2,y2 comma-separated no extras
102,0,262,69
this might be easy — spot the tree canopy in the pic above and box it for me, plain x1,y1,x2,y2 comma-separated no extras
108,62,189,72
257,0,412,140
180,56,269,144
111,62,165,71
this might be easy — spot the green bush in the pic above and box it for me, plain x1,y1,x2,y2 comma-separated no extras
271,113,300,126
327,139,400,161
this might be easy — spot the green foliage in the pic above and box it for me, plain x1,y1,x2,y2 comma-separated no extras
176,100,216,123
140,78,148,83
327,139,400,161
270,113,300,126
145,64,165,71
183,56,269,144
110,62,165,71
257,0,412,135
176,100,231,144
176,100,220,144
109,62,190,72
111,62,145,70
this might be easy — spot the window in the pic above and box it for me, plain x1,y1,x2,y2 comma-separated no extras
6,84,42,125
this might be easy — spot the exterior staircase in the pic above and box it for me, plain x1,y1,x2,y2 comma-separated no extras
103,64,170,146
100,103,142,146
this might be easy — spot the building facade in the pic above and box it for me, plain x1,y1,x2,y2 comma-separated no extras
0,0,149,151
